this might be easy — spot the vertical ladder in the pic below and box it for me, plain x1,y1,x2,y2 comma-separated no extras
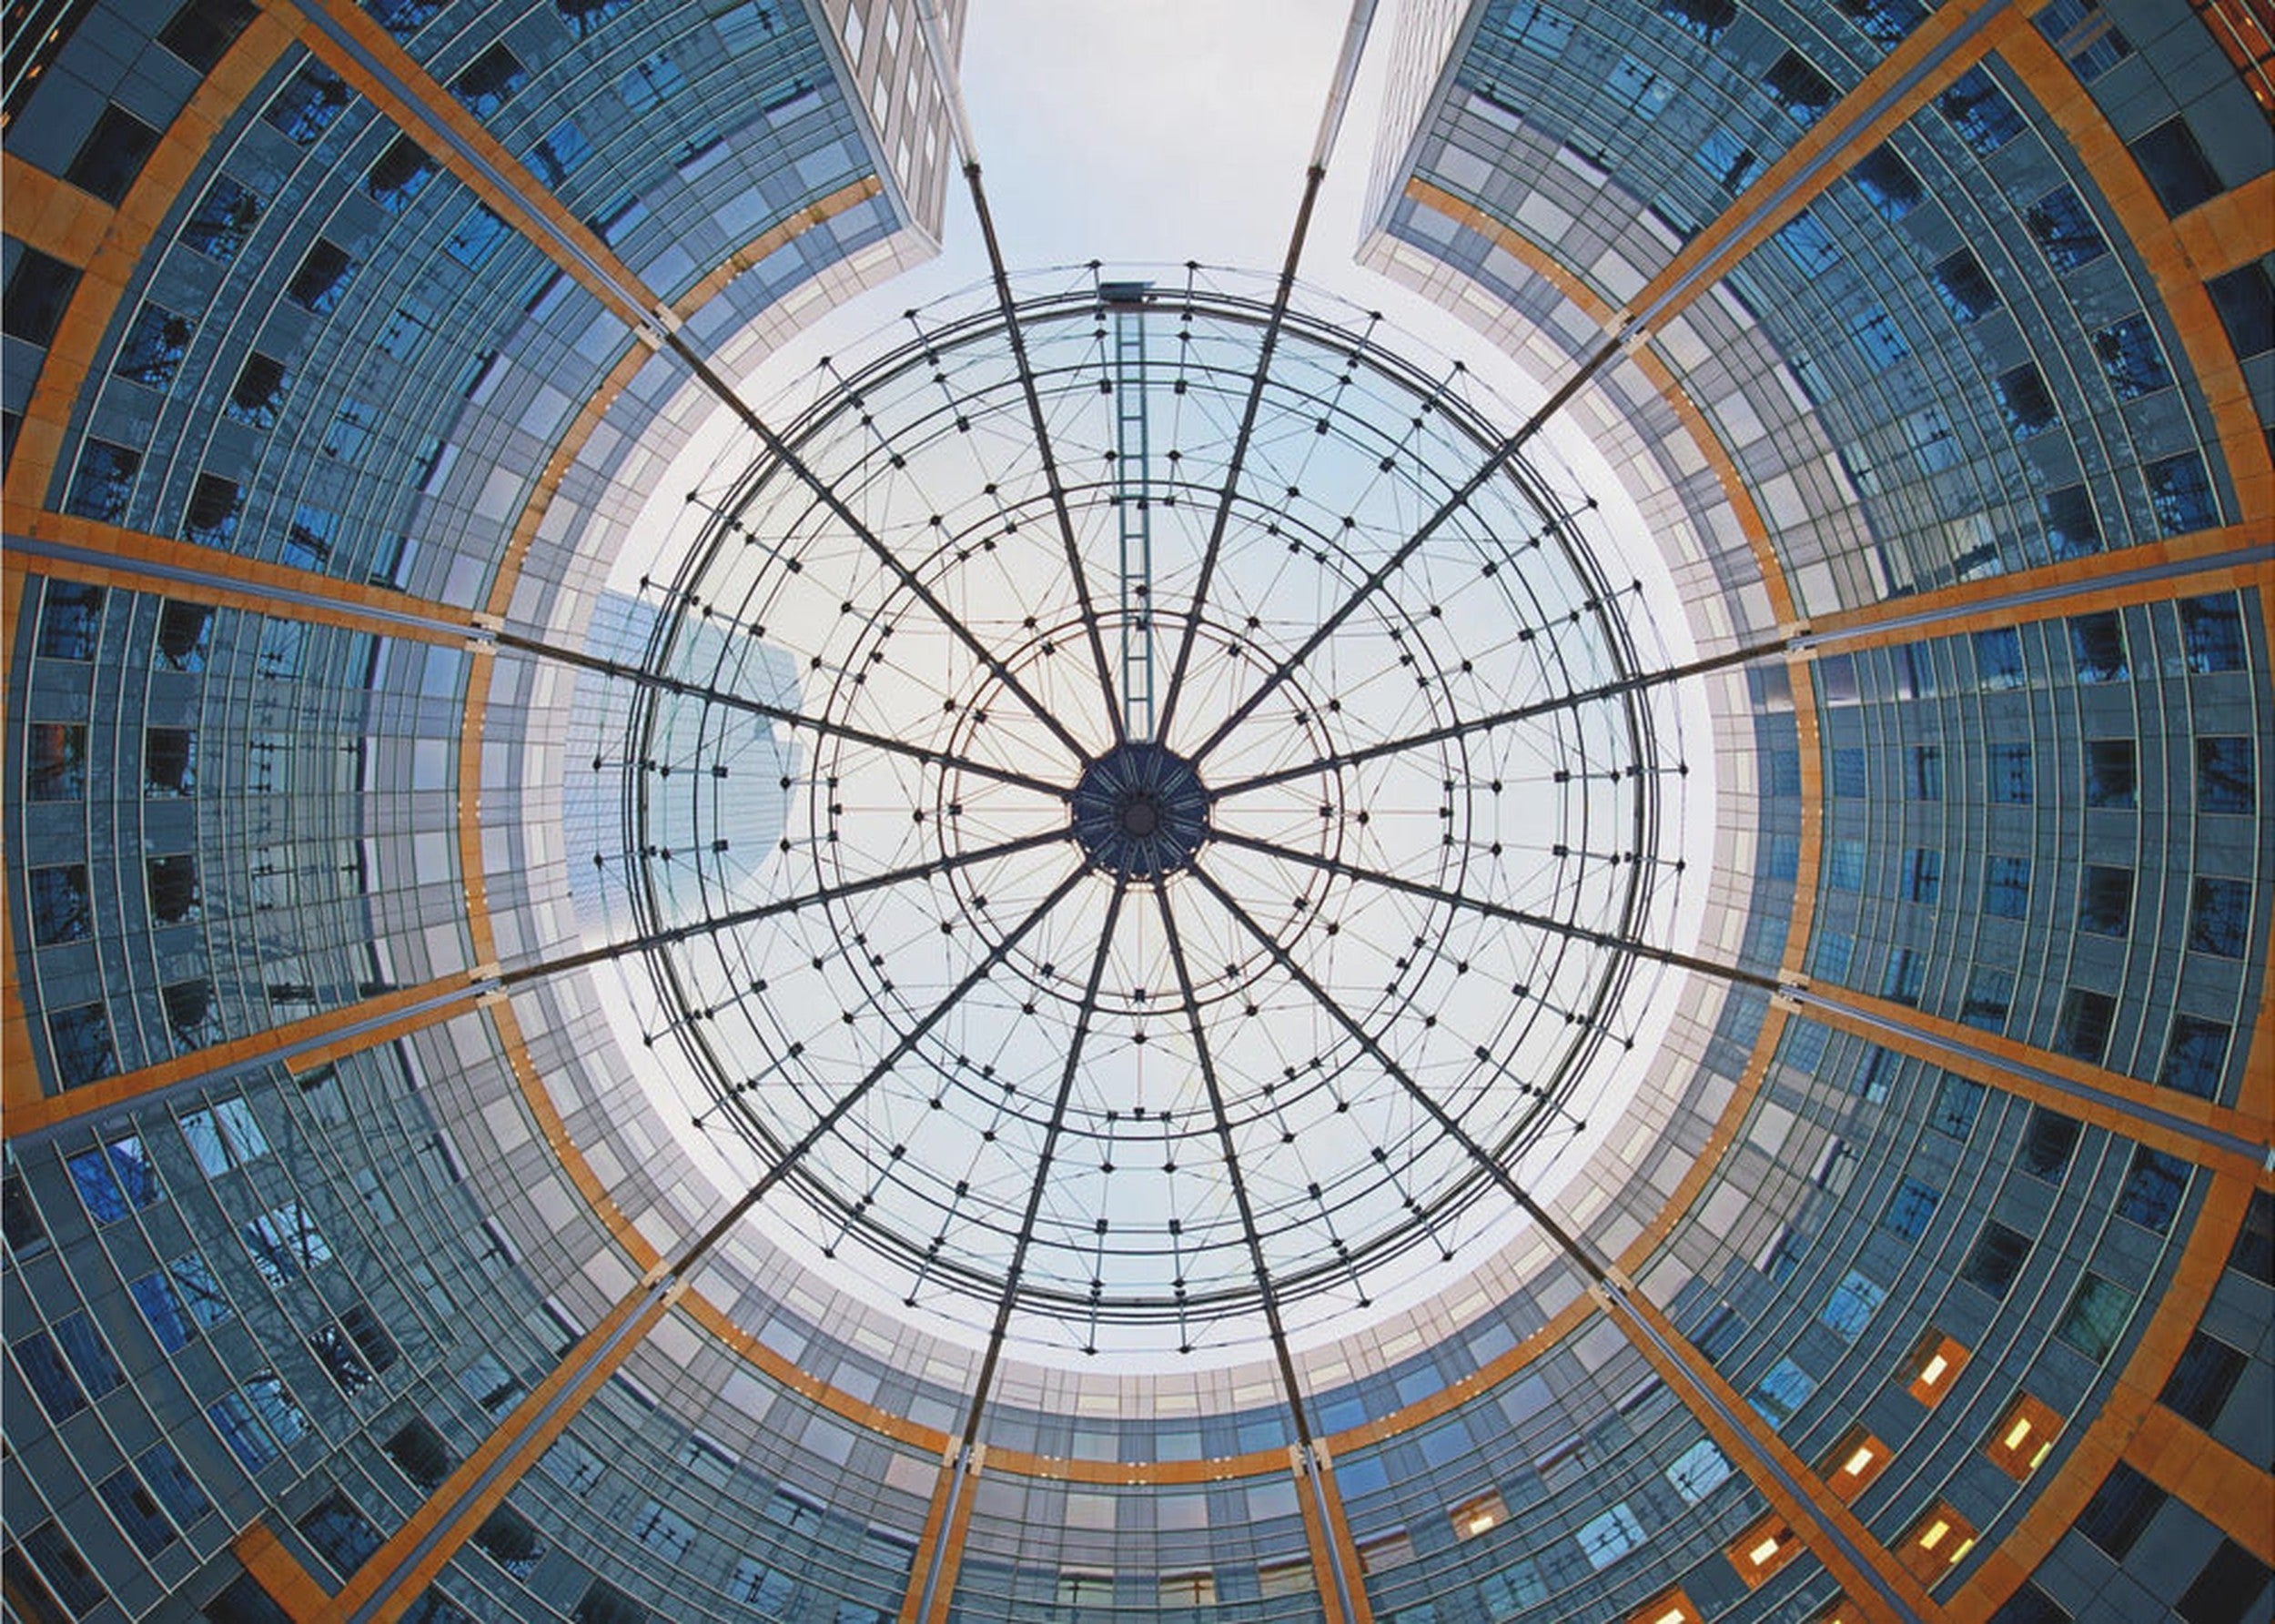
1109,288,1155,740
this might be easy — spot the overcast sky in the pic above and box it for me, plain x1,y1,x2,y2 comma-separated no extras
752,0,1469,391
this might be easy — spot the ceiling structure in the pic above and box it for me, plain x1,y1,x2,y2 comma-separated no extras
2,0,2270,1622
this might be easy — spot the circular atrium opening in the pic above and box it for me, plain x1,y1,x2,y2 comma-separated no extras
599,269,1711,1362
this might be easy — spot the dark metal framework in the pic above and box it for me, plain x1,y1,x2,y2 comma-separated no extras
602,267,1696,1360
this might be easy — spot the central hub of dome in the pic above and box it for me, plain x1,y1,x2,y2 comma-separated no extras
1070,741,1210,876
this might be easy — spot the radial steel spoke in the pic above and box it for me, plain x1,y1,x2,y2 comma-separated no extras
1156,3,1380,753
504,828,1074,988
497,629,1070,800
1206,635,1785,801
659,335,1094,763
1186,863,1560,1227
905,879,1125,1624
961,175,1125,745
663,862,1090,1281
1152,883,1322,1437
1152,171,1330,749
956,881,1127,1417
1208,830,1776,993
1186,366,1625,768
1153,876,1366,1624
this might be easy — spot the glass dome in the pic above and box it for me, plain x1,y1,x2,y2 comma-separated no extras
614,268,1700,1358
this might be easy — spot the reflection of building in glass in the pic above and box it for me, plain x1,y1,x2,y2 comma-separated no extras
561,591,798,938
2,0,2270,1619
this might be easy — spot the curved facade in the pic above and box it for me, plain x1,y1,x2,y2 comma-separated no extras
2,0,2270,1620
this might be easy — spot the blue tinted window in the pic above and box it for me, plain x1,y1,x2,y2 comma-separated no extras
2198,737,2253,814
2116,1147,2188,1233
1903,848,1941,903
137,1441,212,1528
1852,144,1921,219
450,44,528,118
1995,364,2058,437
2026,186,2106,271
2070,611,2127,681
1929,249,1999,323
2055,988,2114,1062
1975,628,2024,689
2189,876,2250,956
1931,1073,1983,1137
66,439,141,521
1764,50,1835,125
131,1271,197,1351
263,65,350,142
52,1311,121,1398
2160,1016,2229,1099
1576,1502,1647,1569
98,1468,178,1556
13,1330,86,1419
366,136,438,213
29,864,90,945
1777,210,1839,275
2130,117,2222,215
446,207,514,269
2180,595,2247,673
557,0,634,38
1847,306,1908,368
2078,866,2132,936
531,120,594,187
2093,314,2171,398
2147,452,2217,534
115,302,197,387
1885,1177,1938,1237
208,1390,276,1470
1962,1222,2030,1298
169,1252,234,1328
1984,855,2029,918
2037,0,2131,78
1819,1271,1886,1337
2057,1273,2132,1360
1696,127,1761,195
2040,484,2099,558
1937,66,2025,153
1961,966,2012,1030
1749,1358,1816,1427
1990,744,2032,803
1499,1,1574,53
182,175,263,260
66,1149,127,1223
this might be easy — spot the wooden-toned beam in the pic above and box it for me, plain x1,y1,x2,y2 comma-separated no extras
233,1522,330,1617
1792,983,2272,1187
1949,1172,2259,1612
263,0,661,331
895,1449,966,1624
1627,0,2025,330
2,512,485,647
2,152,116,266
4,972,488,1143
1302,1441,1373,1624
2122,1403,2275,1566
328,1276,686,1622
1797,527,2270,652
1604,1281,1943,1619
0,11,296,516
